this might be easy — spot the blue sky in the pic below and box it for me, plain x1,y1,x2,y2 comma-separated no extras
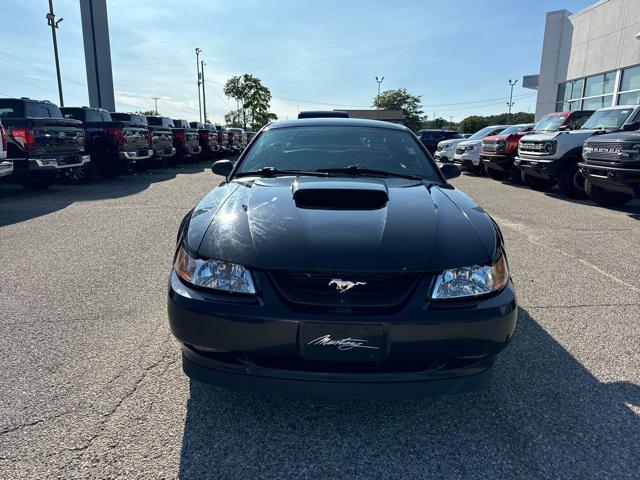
0,0,594,123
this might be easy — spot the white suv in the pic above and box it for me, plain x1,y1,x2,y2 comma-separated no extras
453,125,508,172
435,137,467,163
515,105,640,198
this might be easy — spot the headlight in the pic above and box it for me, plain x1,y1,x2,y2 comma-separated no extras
543,141,556,154
174,245,256,294
465,144,474,151
431,254,508,300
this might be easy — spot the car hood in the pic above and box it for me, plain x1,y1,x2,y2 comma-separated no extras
184,177,498,272
523,130,599,142
439,138,465,148
485,132,530,142
584,132,640,143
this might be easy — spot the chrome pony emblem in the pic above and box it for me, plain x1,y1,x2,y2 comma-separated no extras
328,278,366,293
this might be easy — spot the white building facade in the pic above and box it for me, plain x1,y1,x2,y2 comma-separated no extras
527,0,640,120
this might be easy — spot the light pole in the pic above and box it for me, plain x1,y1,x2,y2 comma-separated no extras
201,61,207,123
46,0,64,106
195,48,202,123
375,76,384,106
152,97,159,115
507,79,518,124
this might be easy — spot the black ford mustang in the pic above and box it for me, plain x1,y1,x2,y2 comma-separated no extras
168,117,517,398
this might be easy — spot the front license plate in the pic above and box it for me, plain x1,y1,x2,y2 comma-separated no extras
300,322,385,363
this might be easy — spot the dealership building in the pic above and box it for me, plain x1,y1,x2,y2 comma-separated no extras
525,0,640,120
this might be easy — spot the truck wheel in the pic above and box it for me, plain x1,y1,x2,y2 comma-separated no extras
521,172,556,191
509,167,524,185
17,171,55,190
584,178,633,207
61,164,94,185
485,165,506,181
99,161,120,178
558,162,586,199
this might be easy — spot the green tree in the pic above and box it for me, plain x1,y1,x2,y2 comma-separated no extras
135,110,158,116
223,74,278,130
372,88,424,131
458,112,534,133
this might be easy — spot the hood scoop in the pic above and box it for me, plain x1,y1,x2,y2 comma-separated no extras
292,178,388,210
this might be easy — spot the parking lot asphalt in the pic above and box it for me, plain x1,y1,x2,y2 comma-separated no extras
1,165,638,479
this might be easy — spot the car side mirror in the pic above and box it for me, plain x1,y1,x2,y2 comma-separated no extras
559,125,571,131
622,121,640,131
439,163,461,180
211,160,233,178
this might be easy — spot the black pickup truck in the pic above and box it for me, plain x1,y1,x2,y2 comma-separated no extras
579,129,640,207
172,119,201,162
190,122,220,160
146,116,176,166
0,98,89,189
61,107,153,178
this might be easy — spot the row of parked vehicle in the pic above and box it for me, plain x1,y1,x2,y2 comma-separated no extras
0,97,255,189
425,106,640,208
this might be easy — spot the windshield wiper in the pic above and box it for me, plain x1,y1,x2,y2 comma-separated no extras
235,167,329,178
315,165,423,181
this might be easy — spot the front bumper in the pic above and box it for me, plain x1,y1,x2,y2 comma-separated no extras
514,156,561,180
168,271,517,398
0,160,13,178
481,153,515,172
12,154,90,171
120,149,153,161
434,151,453,163
453,152,481,169
579,162,640,195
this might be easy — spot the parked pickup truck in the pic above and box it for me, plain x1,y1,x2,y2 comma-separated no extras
515,106,640,198
0,119,11,183
171,119,201,162
0,98,89,189
480,123,535,182
227,128,247,152
579,129,640,207
190,122,219,159
453,125,507,173
146,116,176,166
61,107,153,178
215,125,232,154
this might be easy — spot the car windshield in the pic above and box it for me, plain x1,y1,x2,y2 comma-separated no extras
467,126,503,140
236,125,440,180
498,125,527,135
534,114,567,131
581,109,634,130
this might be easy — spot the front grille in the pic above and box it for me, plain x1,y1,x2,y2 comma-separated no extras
519,141,546,153
456,146,465,155
482,141,503,153
269,270,421,309
583,141,633,162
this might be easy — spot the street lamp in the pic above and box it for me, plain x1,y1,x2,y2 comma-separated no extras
46,0,64,106
195,48,202,123
375,76,384,107
507,79,518,124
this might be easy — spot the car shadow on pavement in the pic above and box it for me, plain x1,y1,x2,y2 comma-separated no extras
0,163,211,228
178,307,639,479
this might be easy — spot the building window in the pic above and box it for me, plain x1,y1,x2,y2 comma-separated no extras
618,65,640,105
556,71,616,112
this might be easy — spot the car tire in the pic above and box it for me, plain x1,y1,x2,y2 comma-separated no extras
17,171,56,190
485,165,507,181
558,162,586,199
584,178,633,207
61,164,94,185
521,172,556,191
99,161,120,178
509,167,524,185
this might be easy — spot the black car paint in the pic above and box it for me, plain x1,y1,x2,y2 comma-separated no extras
579,131,640,197
169,118,517,398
